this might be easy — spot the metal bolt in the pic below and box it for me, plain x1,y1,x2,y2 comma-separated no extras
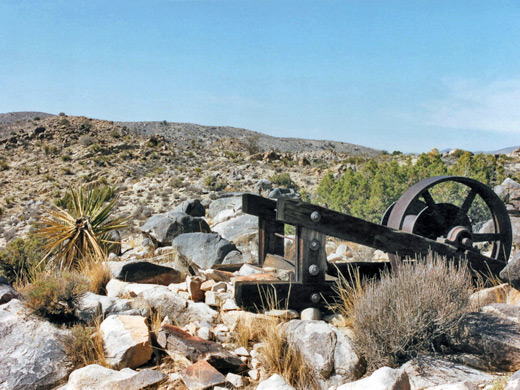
309,239,321,251
309,264,320,276
310,293,320,303
310,211,321,222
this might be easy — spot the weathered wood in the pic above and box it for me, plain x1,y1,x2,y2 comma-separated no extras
297,227,327,283
234,281,336,311
276,198,507,276
243,194,284,265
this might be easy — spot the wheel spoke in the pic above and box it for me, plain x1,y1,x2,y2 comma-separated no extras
457,189,477,219
421,190,445,226
473,233,502,242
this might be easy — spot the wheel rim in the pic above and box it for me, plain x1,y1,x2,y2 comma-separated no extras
384,175,512,265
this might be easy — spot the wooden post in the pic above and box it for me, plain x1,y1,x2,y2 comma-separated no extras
296,227,326,284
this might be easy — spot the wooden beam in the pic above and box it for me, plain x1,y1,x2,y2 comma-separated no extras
234,281,337,311
276,198,506,276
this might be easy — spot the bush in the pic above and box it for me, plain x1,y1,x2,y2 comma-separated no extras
0,235,46,285
345,254,472,372
79,135,94,146
269,173,294,188
23,271,89,323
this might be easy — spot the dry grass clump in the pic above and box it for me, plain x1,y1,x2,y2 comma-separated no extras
345,254,473,372
79,259,112,295
63,320,107,369
257,318,320,390
23,270,89,323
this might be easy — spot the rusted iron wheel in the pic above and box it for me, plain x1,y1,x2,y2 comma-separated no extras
381,176,512,266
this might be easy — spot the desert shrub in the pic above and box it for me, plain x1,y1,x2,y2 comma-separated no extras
0,159,9,171
0,234,46,285
38,185,127,270
79,135,94,146
269,173,294,188
23,271,89,323
346,254,473,371
61,154,72,162
59,118,70,126
63,322,106,369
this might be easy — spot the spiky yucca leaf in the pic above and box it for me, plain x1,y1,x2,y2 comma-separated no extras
38,186,128,270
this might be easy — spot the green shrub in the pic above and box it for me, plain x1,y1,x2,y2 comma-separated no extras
79,135,94,146
23,271,88,323
0,235,46,285
346,254,472,371
61,154,72,162
316,150,506,223
269,173,294,188
59,118,70,126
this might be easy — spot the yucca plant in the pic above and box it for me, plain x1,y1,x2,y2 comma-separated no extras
38,185,128,270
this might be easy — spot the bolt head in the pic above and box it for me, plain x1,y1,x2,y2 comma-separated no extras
309,264,320,276
310,211,321,222
309,239,321,251
310,293,320,303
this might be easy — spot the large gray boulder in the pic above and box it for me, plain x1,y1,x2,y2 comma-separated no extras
212,214,258,253
283,320,363,382
60,364,166,390
208,195,243,219
172,233,238,269
0,299,72,390
109,259,182,285
140,212,210,246
172,199,205,217
447,311,520,371
137,285,187,321
401,355,496,390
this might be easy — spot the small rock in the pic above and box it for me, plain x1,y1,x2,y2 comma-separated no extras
226,372,248,388
301,308,321,320
257,373,295,390
222,298,240,311
187,276,205,302
180,360,226,390
505,369,520,390
61,364,167,390
469,284,510,307
265,309,299,320
173,199,206,217
500,252,520,290
337,366,410,390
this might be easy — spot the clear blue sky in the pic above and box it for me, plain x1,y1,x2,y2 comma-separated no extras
1,1,519,153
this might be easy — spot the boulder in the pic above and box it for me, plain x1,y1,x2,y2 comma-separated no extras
176,301,218,326
180,360,226,390
469,283,510,307
447,311,520,371
257,374,295,390
172,199,206,217
283,320,362,381
157,324,245,373
0,277,21,304
481,303,520,324
506,369,520,390
500,252,520,290
425,382,478,390
100,315,152,369
61,364,167,390
268,187,299,199
211,214,258,252
75,292,150,322
401,356,496,390
137,285,188,321
208,195,243,220
172,233,238,269
0,299,71,389
110,259,182,285
140,212,210,246
337,367,410,390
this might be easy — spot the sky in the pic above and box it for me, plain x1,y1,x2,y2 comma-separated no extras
1,1,519,153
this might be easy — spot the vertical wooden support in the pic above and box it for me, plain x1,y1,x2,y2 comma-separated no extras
258,217,284,266
296,227,326,284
